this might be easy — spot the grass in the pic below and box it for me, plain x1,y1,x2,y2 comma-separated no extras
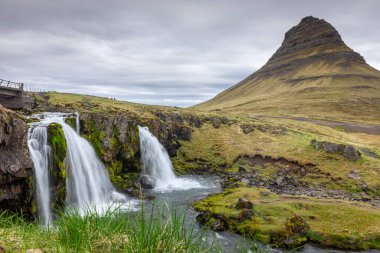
173,121,380,194
0,204,211,253
194,187,380,250
0,203,270,253
44,92,176,117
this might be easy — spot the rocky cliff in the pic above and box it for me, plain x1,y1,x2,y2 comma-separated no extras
78,109,234,190
0,105,33,212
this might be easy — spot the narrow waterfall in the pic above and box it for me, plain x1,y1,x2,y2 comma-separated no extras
28,126,51,225
138,126,202,191
75,112,80,134
138,126,176,184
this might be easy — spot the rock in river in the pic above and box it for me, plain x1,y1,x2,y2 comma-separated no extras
139,175,156,189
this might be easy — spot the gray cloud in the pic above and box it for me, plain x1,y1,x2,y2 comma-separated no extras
0,0,379,107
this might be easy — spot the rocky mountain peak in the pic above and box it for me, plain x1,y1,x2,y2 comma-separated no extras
264,16,366,72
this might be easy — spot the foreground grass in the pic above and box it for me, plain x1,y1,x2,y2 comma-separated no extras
0,205,215,253
0,204,270,253
194,187,380,250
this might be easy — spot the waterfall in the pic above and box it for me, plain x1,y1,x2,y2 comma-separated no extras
75,112,80,134
60,119,127,213
28,113,137,221
138,126,202,191
28,126,51,225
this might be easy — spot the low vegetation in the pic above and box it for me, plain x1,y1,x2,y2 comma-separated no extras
173,121,380,195
194,187,380,250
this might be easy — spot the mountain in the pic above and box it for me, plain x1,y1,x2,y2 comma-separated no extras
195,16,380,123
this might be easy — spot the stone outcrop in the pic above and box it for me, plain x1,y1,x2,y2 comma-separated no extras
235,197,253,209
0,105,33,212
311,139,361,161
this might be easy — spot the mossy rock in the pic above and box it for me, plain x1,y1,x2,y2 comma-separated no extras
48,123,67,211
65,117,77,130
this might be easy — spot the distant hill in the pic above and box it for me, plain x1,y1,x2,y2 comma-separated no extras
195,16,380,123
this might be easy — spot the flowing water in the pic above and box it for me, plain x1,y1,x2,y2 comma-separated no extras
27,126,52,225
28,113,137,221
75,111,80,134
138,125,201,191
60,117,132,214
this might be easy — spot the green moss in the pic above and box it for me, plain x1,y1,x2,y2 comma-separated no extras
48,123,67,211
82,118,105,158
194,187,380,250
108,160,139,190
65,117,76,130
24,176,37,217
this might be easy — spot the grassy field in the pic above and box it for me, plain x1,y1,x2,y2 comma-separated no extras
173,119,380,195
194,187,380,250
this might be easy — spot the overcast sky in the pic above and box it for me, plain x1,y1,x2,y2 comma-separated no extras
0,0,379,107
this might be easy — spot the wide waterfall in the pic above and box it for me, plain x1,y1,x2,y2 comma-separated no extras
28,113,137,222
138,126,202,191
28,126,52,225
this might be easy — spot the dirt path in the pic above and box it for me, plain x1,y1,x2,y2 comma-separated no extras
252,115,380,135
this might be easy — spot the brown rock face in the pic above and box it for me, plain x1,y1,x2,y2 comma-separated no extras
0,105,33,212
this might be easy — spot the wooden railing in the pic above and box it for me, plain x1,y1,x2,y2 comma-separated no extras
0,79,24,90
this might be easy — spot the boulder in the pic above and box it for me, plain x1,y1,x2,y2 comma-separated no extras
348,170,361,180
311,139,361,161
210,218,225,231
240,124,255,134
238,165,247,173
195,211,210,225
239,208,254,221
235,197,254,209
276,176,285,186
241,178,250,185
139,175,156,189
282,214,310,248
322,142,344,153
343,145,361,161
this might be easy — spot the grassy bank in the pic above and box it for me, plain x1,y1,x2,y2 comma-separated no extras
0,205,214,253
0,204,270,253
194,187,380,250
